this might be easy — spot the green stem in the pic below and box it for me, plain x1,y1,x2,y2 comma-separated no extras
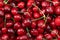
4,0,8,4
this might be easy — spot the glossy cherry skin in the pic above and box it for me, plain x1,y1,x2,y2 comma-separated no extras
7,28,15,36
14,14,21,22
16,35,28,40
58,37,60,40
6,20,13,28
18,2,25,9
45,34,52,40
41,1,50,8
27,2,33,7
22,18,31,28
5,13,12,19
52,0,60,6
33,6,38,12
11,8,18,15
51,29,58,37
37,20,46,29
0,10,4,16
55,16,60,26
31,21,36,29
4,5,11,12
0,2,4,7
2,27,7,34
45,6,54,14
2,34,9,40
36,34,43,40
55,6,60,15
14,22,21,30
17,28,26,36
30,29,39,36
33,12,40,19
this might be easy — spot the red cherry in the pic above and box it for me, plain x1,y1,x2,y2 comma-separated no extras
55,16,60,26
18,2,25,9
55,6,60,15
17,28,26,36
33,6,38,12
11,8,18,15
31,21,36,29
36,34,43,40
30,29,39,36
0,17,3,23
0,2,4,7
0,11,4,16
14,14,21,22
5,13,12,19
37,20,46,29
14,22,21,30
2,27,7,33
33,12,40,18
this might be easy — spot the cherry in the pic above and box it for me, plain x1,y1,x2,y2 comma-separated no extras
33,12,40,18
33,6,38,12
37,20,46,29
2,27,7,34
22,18,31,28
45,34,52,40
55,16,60,26
14,14,21,22
6,20,13,28
16,35,28,40
14,22,21,30
0,2,4,7
17,28,26,36
0,22,4,29
18,2,25,9
5,13,12,19
55,6,60,15
11,8,18,15
51,29,58,37
0,17,3,23
2,34,9,40
30,29,39,36
0,10,4,16
36,34,43,40
41,1,50,8
45,6,54,14
31,21,36,29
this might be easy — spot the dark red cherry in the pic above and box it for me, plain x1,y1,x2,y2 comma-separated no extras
14,22,21,30
17,28,26,36
0,17,3,23
11,8,18,15
30,29,39,36
14,14,21,22
5,13,12,19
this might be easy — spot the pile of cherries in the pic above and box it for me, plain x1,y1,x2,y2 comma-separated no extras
0,0,60,40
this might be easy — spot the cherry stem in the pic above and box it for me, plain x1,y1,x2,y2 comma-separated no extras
26,28,31,37
4,17,6,27
4,0,8,4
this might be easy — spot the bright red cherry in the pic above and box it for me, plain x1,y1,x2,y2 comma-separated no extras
17,28,26,36
30,29,39,36
0,2,4,7
14,22,21,30
14,14,21,22
18,2,25,9
2,27,7,33
11,8,18,15
55,6,60,15
33,6,38,12
55,16,60,26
